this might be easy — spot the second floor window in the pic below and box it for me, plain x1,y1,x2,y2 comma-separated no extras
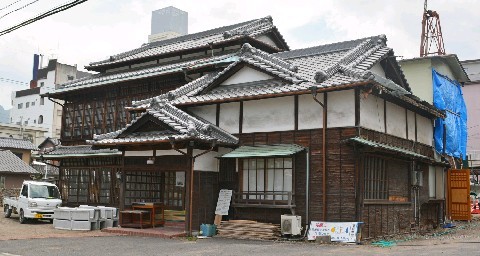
38,115,43,124
18,103,23,109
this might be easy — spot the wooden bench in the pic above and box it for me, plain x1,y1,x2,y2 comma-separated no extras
232,191,296,215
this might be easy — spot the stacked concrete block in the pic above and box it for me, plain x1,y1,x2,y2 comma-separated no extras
53,206,117,231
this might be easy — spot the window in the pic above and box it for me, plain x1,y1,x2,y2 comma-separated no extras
363,156,410,202
40,82,44,87
364,157,388,200
18,103,23,109
21,184,28,197
24,121,28,125
26,102,30,108
31,101,35,106
241,157,293,200
0,176,5,188
38,115,43,124
40,97,44,105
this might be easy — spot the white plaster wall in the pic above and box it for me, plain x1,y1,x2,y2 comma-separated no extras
327,90,355,128
370,62,386,77
256,35,279,48
219,102,240,134
428,166,436,198
407,110,416,140
432,59,456,81
298,94,323,130
400,59,433,103
435,166,445,199
386,101,407,138
155,149,184,156
221,66,273,86
193,149,219,172
188,104,217,125
125,150,154,157
360,94,385,132
243,96,294,133
416,114,433,146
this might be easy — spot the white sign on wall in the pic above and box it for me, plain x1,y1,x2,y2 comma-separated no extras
307,221,361,243
215,189,233,215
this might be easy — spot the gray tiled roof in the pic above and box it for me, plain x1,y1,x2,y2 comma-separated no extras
0,137,37,150
131,36,410,108
49,54,238,96
87,16,287,69
0,150,38,174
42,145,120,156
89,100,238,146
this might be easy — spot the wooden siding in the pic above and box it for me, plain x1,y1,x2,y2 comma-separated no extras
61,74,186,145
191,171,219,231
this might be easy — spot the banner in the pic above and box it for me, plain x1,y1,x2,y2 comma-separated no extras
307,221,361,243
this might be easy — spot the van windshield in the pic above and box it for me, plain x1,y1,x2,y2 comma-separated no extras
29,184,60,199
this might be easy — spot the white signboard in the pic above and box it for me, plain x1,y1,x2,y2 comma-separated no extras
307,221,360,243
215,189,233,215
175,172,185,187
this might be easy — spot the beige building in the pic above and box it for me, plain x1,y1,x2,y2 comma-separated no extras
0,123,48,146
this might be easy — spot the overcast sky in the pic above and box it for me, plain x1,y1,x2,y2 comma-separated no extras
0,0,479,110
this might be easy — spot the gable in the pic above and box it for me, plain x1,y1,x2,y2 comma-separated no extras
221,66,274,86
256,35,281,49
119,114,178,138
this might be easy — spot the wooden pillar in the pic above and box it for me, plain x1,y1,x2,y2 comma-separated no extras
119,151,125,211
185,144,194,235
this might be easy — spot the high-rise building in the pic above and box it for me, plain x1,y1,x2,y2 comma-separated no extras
148,6,188,43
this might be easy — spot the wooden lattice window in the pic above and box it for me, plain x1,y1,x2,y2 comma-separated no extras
364,156,388,200
124,171,162,206
94,100,105,135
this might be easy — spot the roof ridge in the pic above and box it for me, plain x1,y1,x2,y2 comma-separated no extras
314,35,387,83
89,17,269,67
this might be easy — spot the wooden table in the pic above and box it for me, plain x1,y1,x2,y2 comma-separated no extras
119,210,151,229
132,203,165,227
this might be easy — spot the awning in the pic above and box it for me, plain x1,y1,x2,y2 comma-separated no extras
220,144,304,158
347,137,433,160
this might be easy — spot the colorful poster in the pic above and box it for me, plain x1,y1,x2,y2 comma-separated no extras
307,221,360,243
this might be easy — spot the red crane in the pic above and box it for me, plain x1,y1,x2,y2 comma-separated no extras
420,0,446,57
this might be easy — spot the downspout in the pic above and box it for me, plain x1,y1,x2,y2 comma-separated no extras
305,147,310,225
310,86,328,221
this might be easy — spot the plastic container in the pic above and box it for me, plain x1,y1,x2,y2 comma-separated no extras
200,224,217,237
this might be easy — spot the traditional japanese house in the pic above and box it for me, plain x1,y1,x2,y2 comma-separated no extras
44,16,447,239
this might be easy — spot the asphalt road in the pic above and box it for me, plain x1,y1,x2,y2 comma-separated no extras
1,235,480,256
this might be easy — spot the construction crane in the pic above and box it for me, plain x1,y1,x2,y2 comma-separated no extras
419,0,446,57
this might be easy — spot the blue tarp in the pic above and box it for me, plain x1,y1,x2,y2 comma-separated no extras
432,69,467,159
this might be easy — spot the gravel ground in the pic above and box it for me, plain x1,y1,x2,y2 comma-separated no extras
0,212,117,241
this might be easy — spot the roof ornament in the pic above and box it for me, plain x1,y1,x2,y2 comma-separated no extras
150,98,166,110
187,121,198,136
223,31,232,39
167,91,176,101
240,43,255,55
289,65,298,73
201,124,213,136
315,70,329,83
378,34,387,46
263,15,273,23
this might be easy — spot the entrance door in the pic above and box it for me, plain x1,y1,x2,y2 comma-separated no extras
447,169,471,221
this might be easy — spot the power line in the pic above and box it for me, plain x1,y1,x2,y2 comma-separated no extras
0,0,25,12
0,77,29,85
0,0,41,21
0,0,88,37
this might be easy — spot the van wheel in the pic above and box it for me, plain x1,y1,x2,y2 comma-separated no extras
4,205,11,218
19,209,27,224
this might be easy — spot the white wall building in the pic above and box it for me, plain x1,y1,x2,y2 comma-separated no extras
10,59,90,139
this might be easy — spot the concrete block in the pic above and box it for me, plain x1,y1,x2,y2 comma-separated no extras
104,219,119,228
53,219,72,230
71,220,93,231
54,209,71,220
71,210,92,221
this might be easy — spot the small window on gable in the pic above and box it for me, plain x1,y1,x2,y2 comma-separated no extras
18,103,23,109
38,115,43,124
26,102,30,108
40,82,44,87
31,101,35,106
40,97,44,105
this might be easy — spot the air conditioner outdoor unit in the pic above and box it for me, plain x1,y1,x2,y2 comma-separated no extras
281,214,302,236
